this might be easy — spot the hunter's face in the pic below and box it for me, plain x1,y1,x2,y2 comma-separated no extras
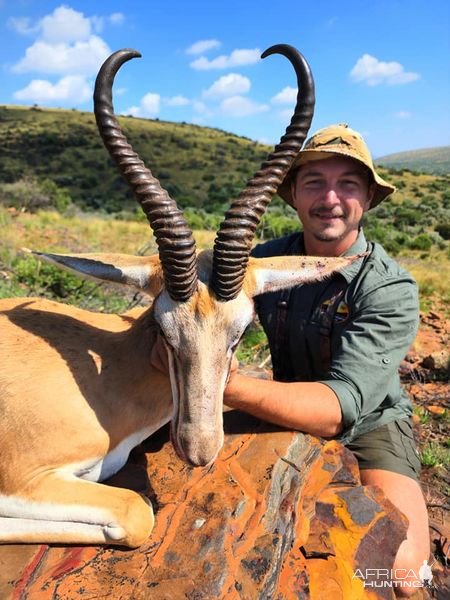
292,156,374,249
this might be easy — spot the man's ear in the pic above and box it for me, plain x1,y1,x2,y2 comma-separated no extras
366,182,376,211
244,254,364,297
25,250,164,297
290,174,298,207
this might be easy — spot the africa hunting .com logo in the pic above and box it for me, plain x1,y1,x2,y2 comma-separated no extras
353,559,435,591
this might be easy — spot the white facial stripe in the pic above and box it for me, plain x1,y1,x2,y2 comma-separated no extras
120,265,151,288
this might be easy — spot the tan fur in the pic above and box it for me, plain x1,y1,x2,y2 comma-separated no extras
0,249,358,546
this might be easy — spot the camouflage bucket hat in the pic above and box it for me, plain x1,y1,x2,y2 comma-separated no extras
278,123,396,209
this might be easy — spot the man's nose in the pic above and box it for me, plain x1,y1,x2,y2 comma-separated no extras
323,188,340,204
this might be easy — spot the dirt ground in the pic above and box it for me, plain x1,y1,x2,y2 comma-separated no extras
401,307,449,598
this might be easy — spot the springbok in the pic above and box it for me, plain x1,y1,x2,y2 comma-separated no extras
0,45,362,548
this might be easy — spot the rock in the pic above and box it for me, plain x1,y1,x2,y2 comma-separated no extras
426,405,446,417
421,351,449,372
405,350,420,364
0,412,407,599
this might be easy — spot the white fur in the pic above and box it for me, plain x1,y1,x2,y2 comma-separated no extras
71,421,170,482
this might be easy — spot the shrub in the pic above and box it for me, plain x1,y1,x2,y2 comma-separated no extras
10,255,129,312
409,233,433,251
393,207,421,229
435,223,450,240
0,177,72,213
258,213,299,239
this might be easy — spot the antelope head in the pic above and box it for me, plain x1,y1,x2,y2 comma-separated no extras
36,46,356,467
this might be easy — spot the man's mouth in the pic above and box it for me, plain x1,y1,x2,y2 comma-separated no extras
313,212,344,221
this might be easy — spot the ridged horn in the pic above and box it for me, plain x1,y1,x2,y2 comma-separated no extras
94,49,198,302
211,44,315,301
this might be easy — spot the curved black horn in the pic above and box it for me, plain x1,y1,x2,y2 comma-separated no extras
211,44,315,301
94,49,198,302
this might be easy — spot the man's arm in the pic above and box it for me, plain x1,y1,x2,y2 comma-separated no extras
225,273,419,441
224,374,343,438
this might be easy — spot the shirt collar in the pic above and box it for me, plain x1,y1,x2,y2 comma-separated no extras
340,229,368,283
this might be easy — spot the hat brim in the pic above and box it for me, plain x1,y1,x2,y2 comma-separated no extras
278,150,395,209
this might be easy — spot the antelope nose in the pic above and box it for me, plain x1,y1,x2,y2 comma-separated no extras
178,427,224,467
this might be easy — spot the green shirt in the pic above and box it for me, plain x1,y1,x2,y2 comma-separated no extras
252,230,419,443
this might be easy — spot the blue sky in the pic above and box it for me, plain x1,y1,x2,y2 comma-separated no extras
1,0,449,157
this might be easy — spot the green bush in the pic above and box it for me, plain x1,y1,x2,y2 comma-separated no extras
409,233,433,251
393,207,421,229
258,213,299,239
0,177,72,213
7,255,129,312
435,223,450,240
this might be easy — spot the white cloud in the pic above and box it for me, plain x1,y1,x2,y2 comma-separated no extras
7,17,38,35
9,6,124,42
166,95,190,107
124,106,142,118
125,93,161,118
193,101,209,115
271,86,297,104
109,13,125,25
141,93,161,115
10,6,124,80
14,75,91,104
90,12,125,33
203,73,251,99
39,5,92,43
394,110,412,119
190,48,260,70
12,36,111,76
219,96,268,117
350,54,420,86
186,39,221,55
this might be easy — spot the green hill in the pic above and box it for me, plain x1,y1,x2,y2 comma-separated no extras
1,104,449,215
0,105,449,312
375,147,450,175
1,105,449,250
0,104,272,214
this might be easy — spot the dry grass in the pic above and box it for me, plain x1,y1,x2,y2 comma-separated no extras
2,208,449,311
398,251,450,313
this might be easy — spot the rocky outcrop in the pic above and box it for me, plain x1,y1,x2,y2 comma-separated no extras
0,412,407,599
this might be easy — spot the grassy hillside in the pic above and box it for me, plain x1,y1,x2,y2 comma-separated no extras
376,147,450,175
1,208,448,318
1,104,449,286
3,104,448,214
0,104,270,214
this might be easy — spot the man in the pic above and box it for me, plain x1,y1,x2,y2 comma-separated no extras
223,124,429,596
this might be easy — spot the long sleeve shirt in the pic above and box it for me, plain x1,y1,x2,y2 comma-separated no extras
251,229,419,443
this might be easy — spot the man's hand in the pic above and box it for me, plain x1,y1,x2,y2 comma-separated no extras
150,334,170,374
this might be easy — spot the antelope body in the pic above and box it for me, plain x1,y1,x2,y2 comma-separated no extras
0,45,359,547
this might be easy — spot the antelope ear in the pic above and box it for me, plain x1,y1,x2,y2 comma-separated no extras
245,254,365,297
25,249,164,296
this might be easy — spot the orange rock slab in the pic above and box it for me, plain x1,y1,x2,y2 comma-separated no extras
0,412,407,599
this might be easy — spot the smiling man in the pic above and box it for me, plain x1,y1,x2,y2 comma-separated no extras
224,124,430,596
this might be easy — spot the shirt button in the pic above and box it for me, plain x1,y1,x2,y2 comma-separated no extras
382,357,391,364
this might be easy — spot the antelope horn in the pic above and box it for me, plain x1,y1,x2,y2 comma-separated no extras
94,49,198,302
211,44,315,301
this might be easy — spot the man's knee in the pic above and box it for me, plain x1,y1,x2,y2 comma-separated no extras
392,542,431,598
